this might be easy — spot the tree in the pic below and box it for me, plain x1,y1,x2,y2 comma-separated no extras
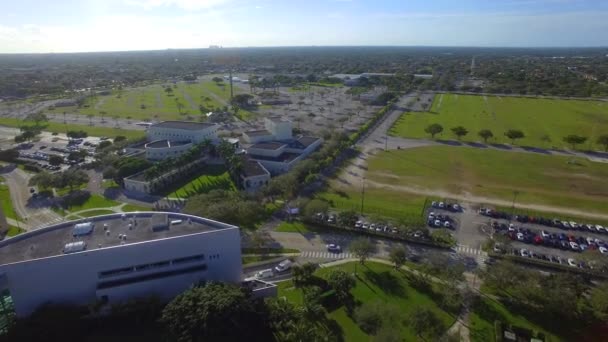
349,237,376,265
28,171,56,189
25,112,48,126
0,148,19,162
389,245,407,269
302,199,329,219
161,282,263,342
589,282,608,320
338,210,358,227
212,76,223,83
597,134,608,152
451,126,468,140
354,301,384,334
57,169,89,192
540,134,552,147
424,123,443,138
292,262,317,288
478,129,493,143
504,129,525,144
48,154,64,166
562,135,588,150
407,306,445,340
327,269,356,302
164,86,173,95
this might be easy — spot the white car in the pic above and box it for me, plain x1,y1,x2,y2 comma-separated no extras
354,220,363,228
516,233,525,241
570,221,578,229
600,246,608,254
434,219,442,227
452,204,461,211
444,221,452,228
431,201,438,208
438,202,445,209
541,230,551,238
567,258,577,267
562,222,571,229
569,241,579,251
362,223,369,229
596,225,606,233
370,223,376,230
520,249,530,257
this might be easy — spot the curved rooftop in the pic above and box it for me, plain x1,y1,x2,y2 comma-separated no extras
0,212,238,266
145,139,191,149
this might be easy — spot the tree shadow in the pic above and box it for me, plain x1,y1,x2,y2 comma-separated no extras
362,270,406,298
521,146,550,154
436,139,462,146
490,143,512,150
464,142,488,149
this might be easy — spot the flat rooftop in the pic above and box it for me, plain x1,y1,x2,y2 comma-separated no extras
241,160,269,178
244,129,272,137
250,142,285,150
145,140,191,149
297,136,320,148
152,121,216,131
0,212,236,265
249,151,300,163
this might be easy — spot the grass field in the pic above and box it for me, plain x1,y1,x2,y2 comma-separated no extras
45,80,256,122
75,209,116,218
6,226,24,237
0,177,19,221
278,261,455,341
367,146,608,214
122,204,151,212
63,194,119,213
470,295,561,342
318,186,428,224
390,94,608,149
164,165,236,198
0,117,145,140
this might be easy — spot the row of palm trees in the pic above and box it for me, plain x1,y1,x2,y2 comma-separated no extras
144,139,212,182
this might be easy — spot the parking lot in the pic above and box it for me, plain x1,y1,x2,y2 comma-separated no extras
479,208,608,270
12,133,109,172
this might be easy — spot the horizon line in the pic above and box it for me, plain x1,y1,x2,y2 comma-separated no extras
1,44,608,56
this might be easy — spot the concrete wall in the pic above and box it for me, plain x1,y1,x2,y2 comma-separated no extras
147,126,218,144
145,141,193,160
0,225,241,317
241,173,270,193
247,144,285,158
243,133,274,144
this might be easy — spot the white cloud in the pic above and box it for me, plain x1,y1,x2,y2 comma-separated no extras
125,0,231,11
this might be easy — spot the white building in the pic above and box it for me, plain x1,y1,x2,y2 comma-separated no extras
142,121,219,160
0,212,242,317
242,117,322,175
240,160,271,193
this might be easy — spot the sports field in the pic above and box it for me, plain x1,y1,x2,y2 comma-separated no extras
366,146,608,214
47,80,254,121
390,94,608,149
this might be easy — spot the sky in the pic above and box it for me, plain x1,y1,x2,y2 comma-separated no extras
1,0,607,53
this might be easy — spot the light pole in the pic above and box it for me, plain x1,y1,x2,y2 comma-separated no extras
510,190,519,220
360,177,366,217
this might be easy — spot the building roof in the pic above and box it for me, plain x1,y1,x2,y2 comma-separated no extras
145,140,191,149
297,136,321,148
266,116,290,123
241,160,270,178
244,129,272,137
250,142,286,150
152,121,217,131
249,152,301,164
0,212,237,266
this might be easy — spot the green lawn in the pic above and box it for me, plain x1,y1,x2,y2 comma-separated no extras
63,194,119,213
6,226,25,237
55,183,87,197
102,179,120,189
367,146,608,214
0,177,20,221
165,165,236,198
122,204,151,212
275,221,329,234
470,295,561,342
278,261,455,341
74,209,116,218
390,94,608,149
318,185,428,225
0,117,144,140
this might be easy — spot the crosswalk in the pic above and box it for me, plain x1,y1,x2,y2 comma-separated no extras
454,244,485,256
300,251,391,260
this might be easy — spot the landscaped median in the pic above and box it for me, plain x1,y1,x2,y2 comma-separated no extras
487,252,608,279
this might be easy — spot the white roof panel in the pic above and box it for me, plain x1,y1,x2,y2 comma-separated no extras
63,241,86,254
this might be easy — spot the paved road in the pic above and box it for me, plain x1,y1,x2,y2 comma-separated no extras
1,168,63,230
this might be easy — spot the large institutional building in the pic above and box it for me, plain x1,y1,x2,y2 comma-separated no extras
0,212,242,318
143,121,219,161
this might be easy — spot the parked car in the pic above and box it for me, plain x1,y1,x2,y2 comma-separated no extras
520,249,530,257
567,258,577,267
569,241,580,251
275,260,293,273
600,246,608,254
541,230,551,238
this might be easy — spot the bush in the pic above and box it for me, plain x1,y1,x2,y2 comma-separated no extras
354,301,384,334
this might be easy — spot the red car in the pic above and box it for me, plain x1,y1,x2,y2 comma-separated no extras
534,235,543,245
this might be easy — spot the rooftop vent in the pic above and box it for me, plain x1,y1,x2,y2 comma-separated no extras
73,222,93,236
63,241,86,254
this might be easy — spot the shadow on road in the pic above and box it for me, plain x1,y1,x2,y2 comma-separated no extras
521,146,551,154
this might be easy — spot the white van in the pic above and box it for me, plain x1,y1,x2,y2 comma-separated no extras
245,269,274,281
275,259,293,273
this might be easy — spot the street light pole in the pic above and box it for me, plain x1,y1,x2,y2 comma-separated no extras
510,190,519,220
360,177,366,217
